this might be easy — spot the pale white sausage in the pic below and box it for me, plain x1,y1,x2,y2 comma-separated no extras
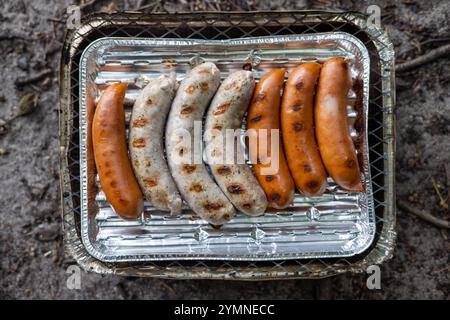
165,62,235,225
129,74,182,214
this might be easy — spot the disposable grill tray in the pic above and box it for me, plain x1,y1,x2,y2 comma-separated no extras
60,11,396,279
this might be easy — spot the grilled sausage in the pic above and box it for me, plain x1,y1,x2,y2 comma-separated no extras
92,83,144,219
281,62,328,196
86,85,99,210
205,70,268,216
247,69,295,209
129,75,182,214
315,57,364,192
165,62,235,225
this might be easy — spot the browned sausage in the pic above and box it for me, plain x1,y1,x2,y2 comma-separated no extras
92,83,144,219
247,69,295,209
281,62,328,196
86,85,99,212
315,58,364,192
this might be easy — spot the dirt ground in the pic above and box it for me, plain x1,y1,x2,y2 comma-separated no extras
0,0,449,300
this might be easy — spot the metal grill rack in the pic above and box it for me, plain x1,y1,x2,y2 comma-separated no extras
60,11,396,279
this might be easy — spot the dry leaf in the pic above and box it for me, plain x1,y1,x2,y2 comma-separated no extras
15,93,39,117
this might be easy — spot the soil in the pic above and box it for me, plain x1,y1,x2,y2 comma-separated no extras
0,0,449,300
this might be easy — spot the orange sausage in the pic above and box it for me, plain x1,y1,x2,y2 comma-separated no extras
92,83,144,219
315,58,363,192
281,62,328,196
247,69,295,209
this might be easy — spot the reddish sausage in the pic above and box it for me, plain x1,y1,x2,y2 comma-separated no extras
247,69,295,209
281,62,328,196
92,83,144,219
315,58,363,192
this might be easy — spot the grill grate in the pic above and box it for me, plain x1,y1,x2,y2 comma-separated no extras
60,11,396,279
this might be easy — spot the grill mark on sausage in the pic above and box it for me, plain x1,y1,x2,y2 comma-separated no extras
197,68,210,74
185,85,196,94
182,164,197,174
271,193,281,201
216,165,231,176
227,184,245,194
132,117,148,128
143,177,158,187
154,190,169,205
254,92,266,102
250,115,262,123
345,159,355,168
180,105,194,115
265,175,274,182
189,183,203,192
132,138,146,148
293,122,303,132
307,180,319,189
242,203,252,210
293,104,302,111
303,164,312,173
296,81,303,90
212,102,231,116
203,201,224,211
200,82,209,91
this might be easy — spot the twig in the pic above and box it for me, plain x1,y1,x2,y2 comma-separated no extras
136,1,158,11
158,279,176,295
47,17,65,24
79,0,101,10
0,33,34,42
431,177,448,209
398,200,449,229
15,69,53,87
396,44,450,73
396,37,450,60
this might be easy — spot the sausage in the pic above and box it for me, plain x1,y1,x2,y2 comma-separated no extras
86,85,99,210
92,83,144,219
129,74,182,214
165,62,235,225
281,62,328,196
247,69,295,209
315,57,364,192
205,70,268,216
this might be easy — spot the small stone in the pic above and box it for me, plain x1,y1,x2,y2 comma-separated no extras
17,56,29,70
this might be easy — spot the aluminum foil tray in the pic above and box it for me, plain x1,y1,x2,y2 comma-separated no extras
79,33,375,262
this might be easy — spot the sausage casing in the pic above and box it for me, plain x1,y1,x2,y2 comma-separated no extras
205,70,268,216
129,75,182,214
92,83,144,219
247,69,295,209
281,62,328,196
315,58,364,192
165,62,235,225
